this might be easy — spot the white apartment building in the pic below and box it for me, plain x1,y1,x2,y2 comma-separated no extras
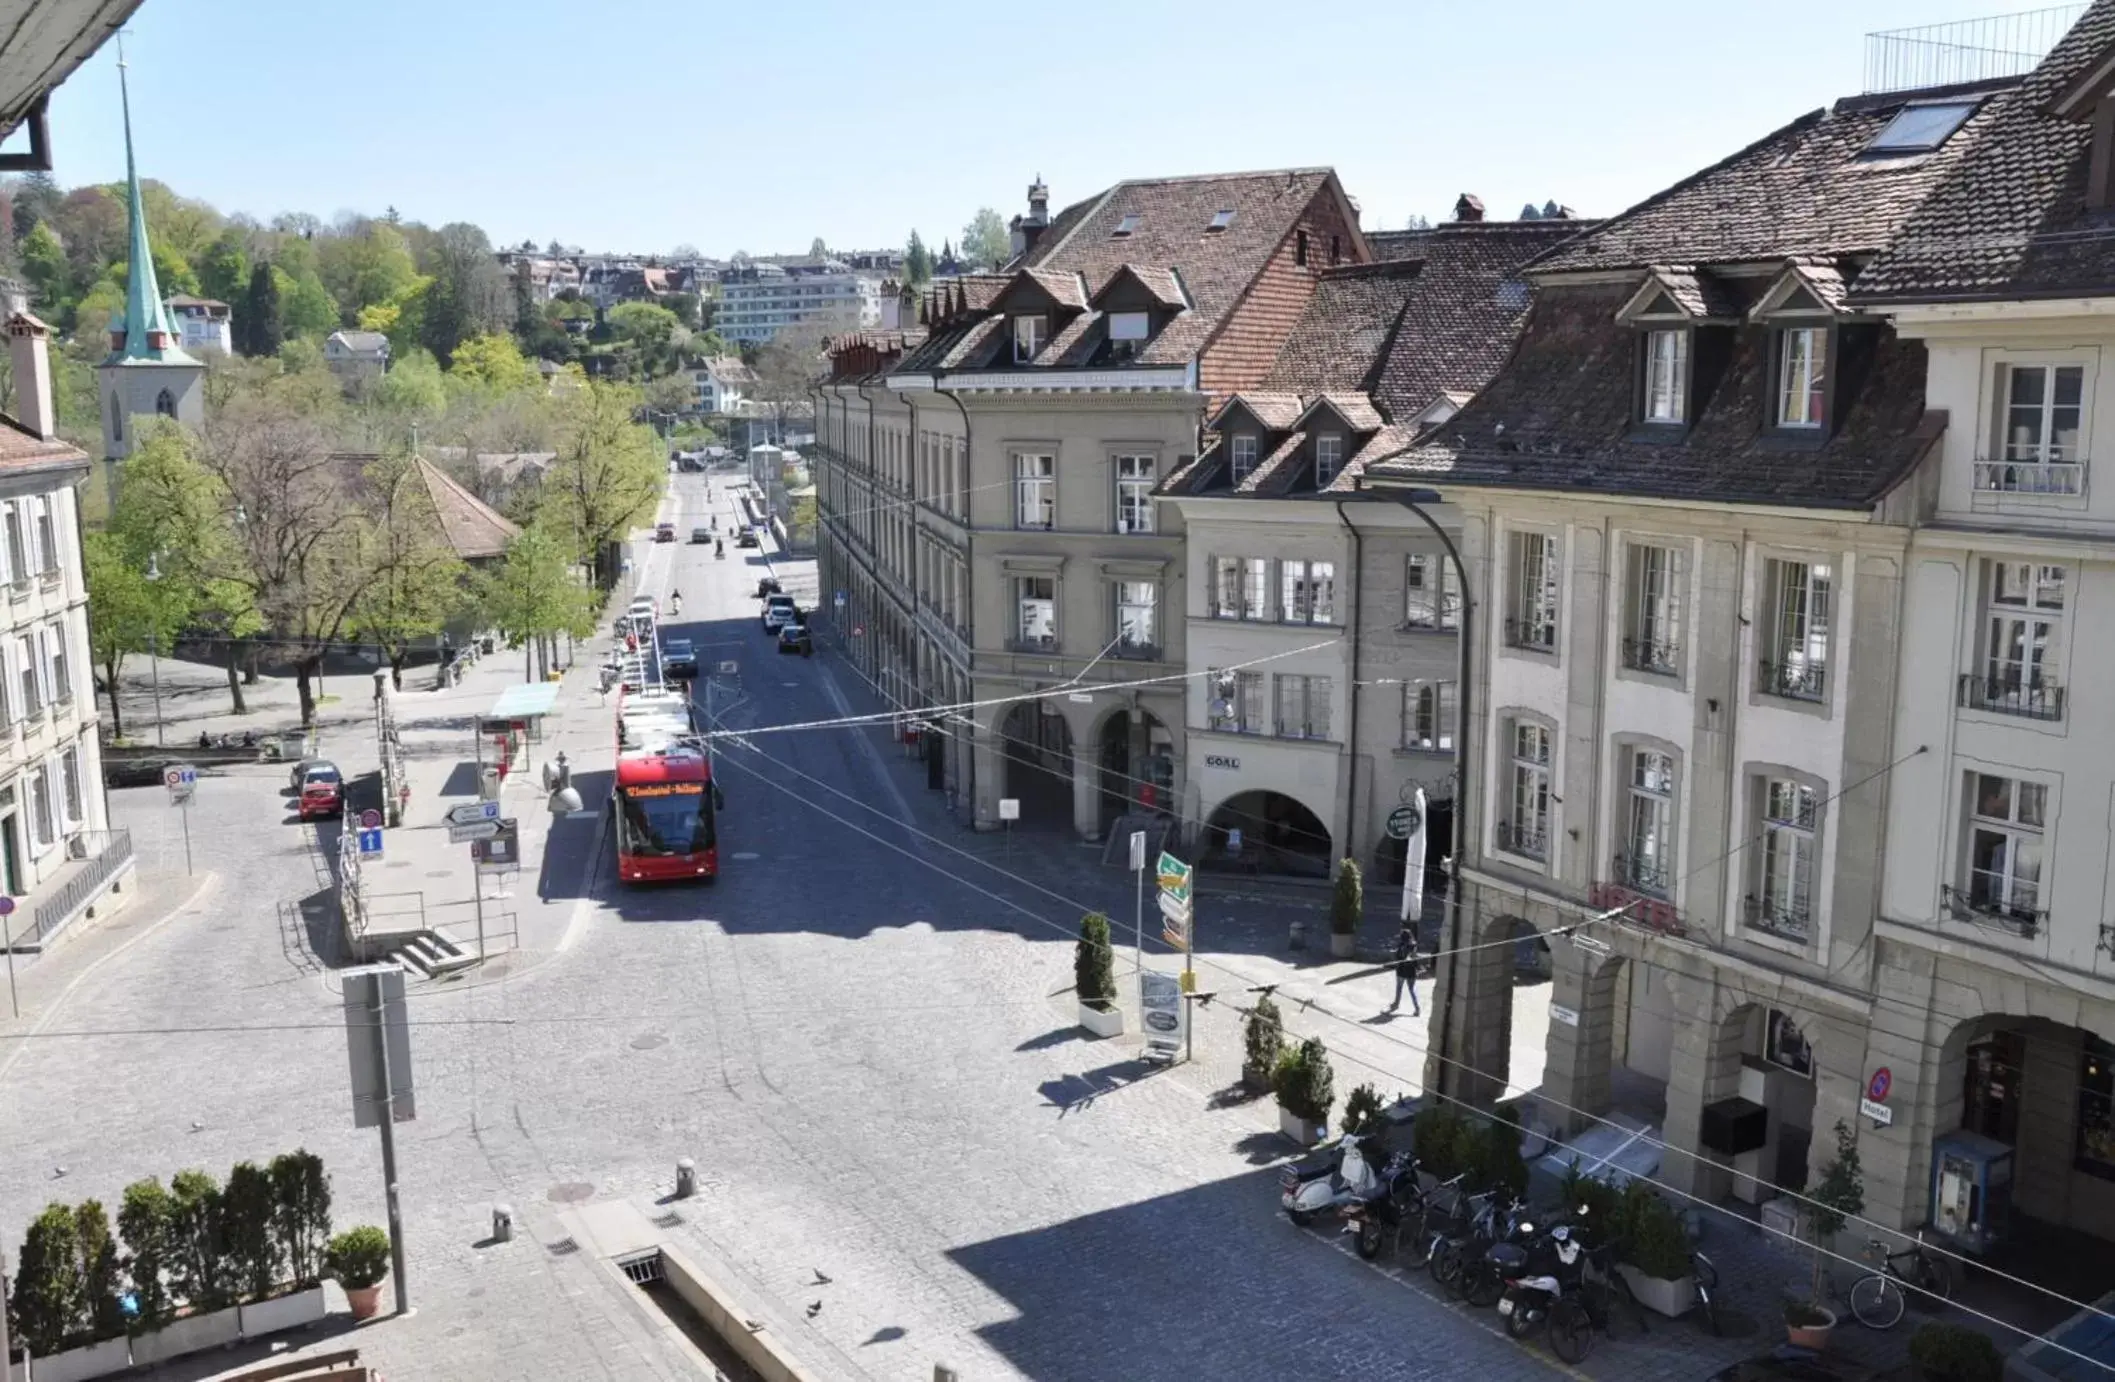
165,294,231,355
719,261,881,345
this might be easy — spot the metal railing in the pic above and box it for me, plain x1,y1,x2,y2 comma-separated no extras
1865,6,2086,94
29,828,133,944
1621,635,1681,676
1744,893,1812,944
1503,616,1556,653
1611,852,1671,899
1759,657,1828,703
1973,458,2085,496
1958,673,2065,721
1940,883,2045,939
1496,819,1548,860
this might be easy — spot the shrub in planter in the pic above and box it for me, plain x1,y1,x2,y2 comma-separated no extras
1330,858,1362,938
169,1168,229,1313
1242,997,1285,1093
1341,1083,1385,1138
222,1161,282,1303
1557,1158,1626,1238
73,1199,125,1343
270,1150,332,1290
1273,1037,1335,1126
1074,912,1116,1012
1469,1107,1529,1201
1412,1105,1469,1181
326,1227,391,1319
118,1176,176,1331
1908,1322,2002,1382
1620,1183,1692,1282
11,1203,85,1356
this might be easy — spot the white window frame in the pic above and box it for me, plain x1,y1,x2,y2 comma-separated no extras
1643,329,1687,423
1230,434,1259,484
1273,673,1333,741
1760,557,1831,704
34,498,58,576
44,625,68,706
1315,434,1344,486
1404,553,1462,630
1208,668,1265,734
1623,542,1682,676
1114,581,1157,656
1974,559,2066,717
1619,747,1676,897
16,636,38,719
1501,718,1552,861
1401,681,1456,752
1012,314,1048,363
0,504,21,586
26,767,52,854
59,744,81,826
1014,575,1056,648
1280,560,1336,625
1776,326,1827,429
1979,358,2090,495
1013,452,1054,529
1963,772,2047,926
1114,455,1156,533
1508,530,1559,651
1752,776,1819,943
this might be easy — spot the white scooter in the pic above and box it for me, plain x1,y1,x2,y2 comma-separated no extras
1280,1133,1382,1226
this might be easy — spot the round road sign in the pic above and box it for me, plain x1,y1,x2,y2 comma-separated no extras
0,895,15,916
163,767,185,788
1868,1067,1892,1103
358,808,383,830
1386,804,1423,840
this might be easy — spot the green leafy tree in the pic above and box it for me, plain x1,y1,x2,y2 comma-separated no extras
1341,1083,1385,1136
18,220,68,318
1243,995,1285,1090
448,332,539,394
1330,856,1363,936
197,229,251,307
418,222,510,365
746,324,825,443
369,345,446,424
73,276,124,339
220,1162,281,1303
11,1203,84,1355
535,380,664,586
277,264,339,339
351,454,469,685
1799,1121,1866,1308
168,1169,228,1311
73,1201,124,1343
607,301,683,376
904,230,933,287
961,206,1010,270
1074,911,1116,1010
808,236,829,258
318,221,418,324
478,520,595,680
268,1151,331,1289
241,260,284,357
664,291,701,330
117,1177,177,1330
84,528,187,740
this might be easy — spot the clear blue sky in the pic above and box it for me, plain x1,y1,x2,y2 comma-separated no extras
11,0,2073,256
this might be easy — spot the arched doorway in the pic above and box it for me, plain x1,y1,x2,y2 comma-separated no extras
1205,790,1331,877
997,700,1073,828
1694,1003,1817,1202
1096,707,1174,830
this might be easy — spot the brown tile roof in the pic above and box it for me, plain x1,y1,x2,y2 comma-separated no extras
1531,84,2017,276
1854,2,2115,302
1364,230,1431,264
1091,264,1188,311
1209,393,1305,430
1368,281,1942,509
415,455,519,560
1298,393,1385,432
1016,267,1089,310
1261,261,1423,396
0,415,86,472
1639,266,1745,320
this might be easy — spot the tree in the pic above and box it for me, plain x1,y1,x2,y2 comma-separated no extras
1074,911,1116,1011
317,221,418,325
1330,856,1363,937
220,1162,282,1303
448,332,539,393
19,220,67,318
478,520,595,681
197,229,251,307
746,324,825,443
368,345,446,424
606,301,683,377
72,277,123,338
1404,213,1432,231
419,222,511,365
809,236,829,258
84,529,186,740
350,454,468,685
535,380,663,587
664,291,701,331
117,1177,176,1330
241,261,284,357
11,1203,84,1355
168,1169,227,1311
961,207,1010,270
643,370,694,418
269,1151,332,1289
904,230,933,287
276,263,339,339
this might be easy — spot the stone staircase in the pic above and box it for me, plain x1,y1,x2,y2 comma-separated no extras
384,929,479,980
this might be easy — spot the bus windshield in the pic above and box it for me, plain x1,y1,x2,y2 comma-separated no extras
616,782,715,856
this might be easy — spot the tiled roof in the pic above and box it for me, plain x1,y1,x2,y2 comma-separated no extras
1365,230,1431,264
1017,267,1089,310
415,456,519,559
1297,393,1385,432
1210,392,1305,430
1091,264,1188,311
1261,262,1423,396
0,415,86,472
1531,83,2017,275
1368,282,1942,509
329,330,389,354
1855,2,2115,301
1640,266,1745,320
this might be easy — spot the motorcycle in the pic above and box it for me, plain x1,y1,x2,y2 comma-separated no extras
1495,1222,1587,1340
1448,1194,1539,1307
1280,1133,1387,1227
1338,1153,1423,1259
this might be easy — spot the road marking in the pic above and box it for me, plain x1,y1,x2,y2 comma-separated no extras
730,851,759,861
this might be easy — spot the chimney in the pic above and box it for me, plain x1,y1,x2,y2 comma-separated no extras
6,307,56,441
1454,194,1485,223
1027,175,1050,227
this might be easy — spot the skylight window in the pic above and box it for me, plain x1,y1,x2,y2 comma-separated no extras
1113,214,1143,237
1868,100,1979,154
1207,209,1235,233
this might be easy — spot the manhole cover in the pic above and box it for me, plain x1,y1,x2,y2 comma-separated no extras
630,1032,668,1051
545,1236,580,1255
546,1182,595,1204
652,1211,683,1229
731,851,759,861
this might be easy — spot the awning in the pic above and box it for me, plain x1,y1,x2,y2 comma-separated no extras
488,682,561,720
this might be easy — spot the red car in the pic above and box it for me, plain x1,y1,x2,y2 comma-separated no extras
297,763,343,821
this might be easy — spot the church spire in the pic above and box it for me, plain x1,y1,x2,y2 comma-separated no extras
108,44,190,365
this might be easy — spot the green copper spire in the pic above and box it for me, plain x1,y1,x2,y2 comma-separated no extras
108,48,192,365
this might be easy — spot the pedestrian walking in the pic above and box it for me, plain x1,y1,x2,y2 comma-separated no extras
1386,925,1421,1016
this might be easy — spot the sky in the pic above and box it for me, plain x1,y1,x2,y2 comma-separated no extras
5,0,2081,258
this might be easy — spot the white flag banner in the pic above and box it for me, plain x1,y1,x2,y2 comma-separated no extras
1399,787,1429,928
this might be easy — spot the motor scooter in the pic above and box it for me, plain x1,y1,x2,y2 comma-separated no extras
1338,1153,1422,1258
1281,1133,1387,1226
1495,1221,1585,1336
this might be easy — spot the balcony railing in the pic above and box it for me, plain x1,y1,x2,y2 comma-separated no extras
1496,819,1548,861
1958,673,2065,722
1759,657,1827,703
1940,883,2045,940
1973,458,2085,496
1113,639,1162,661
1743,893,1812,944
1611,851,1671,899
1007,634,1058,654
1621,635,1681,677
1503,616,1557,653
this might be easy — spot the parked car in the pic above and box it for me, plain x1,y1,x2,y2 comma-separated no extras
662,637,699,679
736,530,759,549
690,526,712,544
763,595,798,633
777,624,812,657
297,763,343,821
755,577,781,598
654,522,676,543
288,757,334,793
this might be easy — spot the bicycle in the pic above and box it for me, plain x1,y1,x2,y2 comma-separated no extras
1545,1246,1648,1365
1848,1233,1955,1329
1393,1173,1468,1270
1692,1249,1723,1336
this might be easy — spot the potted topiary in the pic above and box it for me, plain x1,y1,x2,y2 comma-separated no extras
1614,1182,1698,1318
1411,1104,1467,1192
1274,1036,1336,1146
1908,1322,2003,1382
1074,911,1122,1037
135,1170,245,1365
1329,857,1362,959
1242,996,1285,1095
1787,1120,1865,1351
1341,1084,1385,1138
326,1227,392,1321
233,1155,329,1338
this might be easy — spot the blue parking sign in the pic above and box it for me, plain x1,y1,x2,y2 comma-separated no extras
357,827,384,858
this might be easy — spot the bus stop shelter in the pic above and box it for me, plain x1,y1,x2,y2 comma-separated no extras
479,681,561,783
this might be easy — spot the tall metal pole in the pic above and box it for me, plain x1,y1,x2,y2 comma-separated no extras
149,629,164,747
371,980,409,1314
1184,878,1195,1067
472,864,487,959
2,902,17,1016
1133,839,1144,976
178,799,192,877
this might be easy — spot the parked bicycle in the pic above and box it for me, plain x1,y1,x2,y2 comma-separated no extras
1427,1187,1510,1294
1848,1233,1955,1329
1396,1173,1470,1270
1691,1249,1723,1336
1543,1242,1649,1364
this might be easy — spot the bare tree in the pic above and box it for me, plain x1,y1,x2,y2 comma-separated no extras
747,325,826,444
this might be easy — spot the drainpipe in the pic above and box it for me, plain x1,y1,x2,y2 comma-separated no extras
936,380,976,825
1333,501,1365,878
856,382,880,685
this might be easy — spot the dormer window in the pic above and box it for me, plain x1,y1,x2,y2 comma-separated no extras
1867,100,1979,155
1207,210,1235,233
1109,311,1150,342
1776,327,1827,429
1230,435,1259,484
1295,231,1309,267
1113,214,1142,238
1315,435,1343,486
1012,314,1048,363
1642,329,1688,424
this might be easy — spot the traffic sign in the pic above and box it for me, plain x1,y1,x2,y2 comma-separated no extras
1156,851,1192,904
1868,1067,1892,1103
998,798,1020,822
358,808,383,831
447,821,501,843
356,827,384,858
0,896,16,916
164,763,198,803
1386,804,1422,841
446,800,502,827
1158,891,1192,927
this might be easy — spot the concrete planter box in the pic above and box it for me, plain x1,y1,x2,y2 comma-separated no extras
129,1304,242,1366
1279,1106,1326,1146
1617,1264,1696,1318
240,1284,328,1338
1078,1003,1123,1038
1329,932,1356,959
22,1337,130,1382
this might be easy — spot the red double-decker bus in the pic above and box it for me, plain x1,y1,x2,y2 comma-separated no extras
613,685,717,883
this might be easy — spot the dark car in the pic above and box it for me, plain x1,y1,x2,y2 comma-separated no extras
654,522,677,543
777,624,812,657
662,637,699,679
736,529,759,549
755,577,781,598
690,526,712,544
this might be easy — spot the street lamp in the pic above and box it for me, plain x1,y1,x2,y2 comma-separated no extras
144,551,165,747
1382,485,1472,1100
